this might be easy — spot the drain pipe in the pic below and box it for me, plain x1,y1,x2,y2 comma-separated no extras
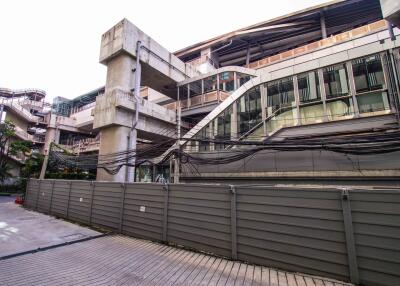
126,41,142,182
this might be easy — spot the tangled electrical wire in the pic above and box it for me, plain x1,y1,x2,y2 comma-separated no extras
49,127,400,175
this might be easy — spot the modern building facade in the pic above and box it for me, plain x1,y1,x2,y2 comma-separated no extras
3,0,400,184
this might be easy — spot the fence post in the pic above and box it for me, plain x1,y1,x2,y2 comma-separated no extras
66,181,72,219
119,182,127,233
341,189,359,285
88,181,95,225
49,180,55,214
162,183,169,242
230,185,237,260
36,179,41,210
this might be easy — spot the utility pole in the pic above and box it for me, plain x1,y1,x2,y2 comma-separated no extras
126,41,142,182
173,102,181,183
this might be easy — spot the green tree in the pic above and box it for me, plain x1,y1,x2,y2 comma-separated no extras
0,120,33,182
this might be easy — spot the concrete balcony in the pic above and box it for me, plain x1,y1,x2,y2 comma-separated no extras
93,89,177,139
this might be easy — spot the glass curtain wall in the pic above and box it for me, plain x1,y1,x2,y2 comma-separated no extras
323,64,349,99
266,77,297,134
298,71,324,124
203,75,218,93
214,105,232,150
323,64,354,120
183,53,393,153
236,73,251,88
219,72,235,92
352,54,390,114
237,86,262,136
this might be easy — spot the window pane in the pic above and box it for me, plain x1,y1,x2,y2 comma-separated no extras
300,103,324,124
326,98,354,121
189,80,202,97
204,75,217,93
323,64,349,99
266,77,295,115
198,123,211,151
266,108,297,134
237,85,262,135
357,91,390,113
215,106,232,150
352,54,385,93
237,73,251,87
219,72,234,92
298,71,320,103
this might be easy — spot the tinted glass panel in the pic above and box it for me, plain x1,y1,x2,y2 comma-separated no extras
203,75,217,93
352,54,385,93
298,71,320,103
266,77,295,115
323,64,349,99
237,86,262,135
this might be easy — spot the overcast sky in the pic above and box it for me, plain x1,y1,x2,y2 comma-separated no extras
0,0,327,101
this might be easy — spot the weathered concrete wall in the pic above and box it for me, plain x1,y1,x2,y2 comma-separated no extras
100,18,198,97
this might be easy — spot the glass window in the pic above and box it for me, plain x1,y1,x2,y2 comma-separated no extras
323,64,349,99
266,77,295,115
298,71,320,103
299,103,324,125
357,91,390,114
203,75,217,93
326,98,354,121
198,123,211,151
237,85,262,135
352,54,385,93
236,73,251,88
189,80,202,97
215,105,232,150
219,72,235,92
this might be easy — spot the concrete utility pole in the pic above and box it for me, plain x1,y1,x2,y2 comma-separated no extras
126,41,142,183
173,102,181,183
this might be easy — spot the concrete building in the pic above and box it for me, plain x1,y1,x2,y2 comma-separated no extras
4,0,400,185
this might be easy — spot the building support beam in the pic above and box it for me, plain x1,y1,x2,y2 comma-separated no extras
245,44,251,66
320,12,327,39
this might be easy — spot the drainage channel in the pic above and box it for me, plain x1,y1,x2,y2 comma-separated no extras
0,233,110,261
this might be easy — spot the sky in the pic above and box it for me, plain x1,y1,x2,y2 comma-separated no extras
0,0,327,102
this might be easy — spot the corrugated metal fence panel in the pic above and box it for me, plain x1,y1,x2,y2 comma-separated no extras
350,189,400,286
36,180,53,213
67,181,92,224
91,182,122,231
24,179,39,209
167,184,232,258
51,180,70,218
122,183,164,241
24,179,400,286
235,186,349,282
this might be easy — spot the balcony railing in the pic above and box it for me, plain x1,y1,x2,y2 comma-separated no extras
163,90,230,111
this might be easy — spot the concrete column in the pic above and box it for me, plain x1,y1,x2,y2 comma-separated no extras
320,12,327,39
96,53,137,182
97,125,131,182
